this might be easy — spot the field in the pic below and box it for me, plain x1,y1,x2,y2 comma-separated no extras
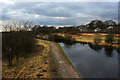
56,33,120,49
36,33,120,49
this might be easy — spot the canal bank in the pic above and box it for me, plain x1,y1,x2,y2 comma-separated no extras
39,39,81,78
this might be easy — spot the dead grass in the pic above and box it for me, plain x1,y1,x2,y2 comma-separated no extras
56,33,120,49
2,39,51,79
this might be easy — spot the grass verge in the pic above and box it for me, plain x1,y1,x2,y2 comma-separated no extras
54,42,81,77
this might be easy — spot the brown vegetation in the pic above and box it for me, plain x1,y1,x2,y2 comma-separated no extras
2,39,52,78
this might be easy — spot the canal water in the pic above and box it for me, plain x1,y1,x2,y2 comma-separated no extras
59,42,118,78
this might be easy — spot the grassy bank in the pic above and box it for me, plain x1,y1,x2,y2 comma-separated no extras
2,39,52,78
39,39,80,78
54,42,81,77
37,39,61,78
56,33,120,49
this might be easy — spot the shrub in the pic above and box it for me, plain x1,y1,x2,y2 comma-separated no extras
94,35,102,43
105,34,114,44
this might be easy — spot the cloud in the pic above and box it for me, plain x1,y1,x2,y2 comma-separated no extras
0,0,119,3
1,2,118,26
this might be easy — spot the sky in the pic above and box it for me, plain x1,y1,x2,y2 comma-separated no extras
0,1,118,27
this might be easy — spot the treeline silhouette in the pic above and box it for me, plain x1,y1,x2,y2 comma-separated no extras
32,20,120,34
2,21,36,66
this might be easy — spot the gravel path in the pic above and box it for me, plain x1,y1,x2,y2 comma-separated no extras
39,39,80,78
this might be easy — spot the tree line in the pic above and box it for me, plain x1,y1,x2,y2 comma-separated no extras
2,21,36,66
32,20,120,34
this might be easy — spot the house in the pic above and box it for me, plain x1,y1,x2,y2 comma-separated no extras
107,26,113,29
78,26,88,32
94,28,101,32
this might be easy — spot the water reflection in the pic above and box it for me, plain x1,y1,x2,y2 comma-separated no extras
104,46,113,57
63,41,119,57
63,41,77,48
88,43,102,51
87,43,118,57
59,42,118,78
116,49,120,54
79,42,86,45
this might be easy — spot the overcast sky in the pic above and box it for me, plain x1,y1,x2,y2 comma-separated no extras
0,2,118,26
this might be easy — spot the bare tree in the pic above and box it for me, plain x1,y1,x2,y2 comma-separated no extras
2,21,36,66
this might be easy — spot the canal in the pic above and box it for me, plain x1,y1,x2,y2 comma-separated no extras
59,42,118,78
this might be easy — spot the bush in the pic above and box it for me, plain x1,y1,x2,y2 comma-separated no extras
105,34,114,44
94,35,102,43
